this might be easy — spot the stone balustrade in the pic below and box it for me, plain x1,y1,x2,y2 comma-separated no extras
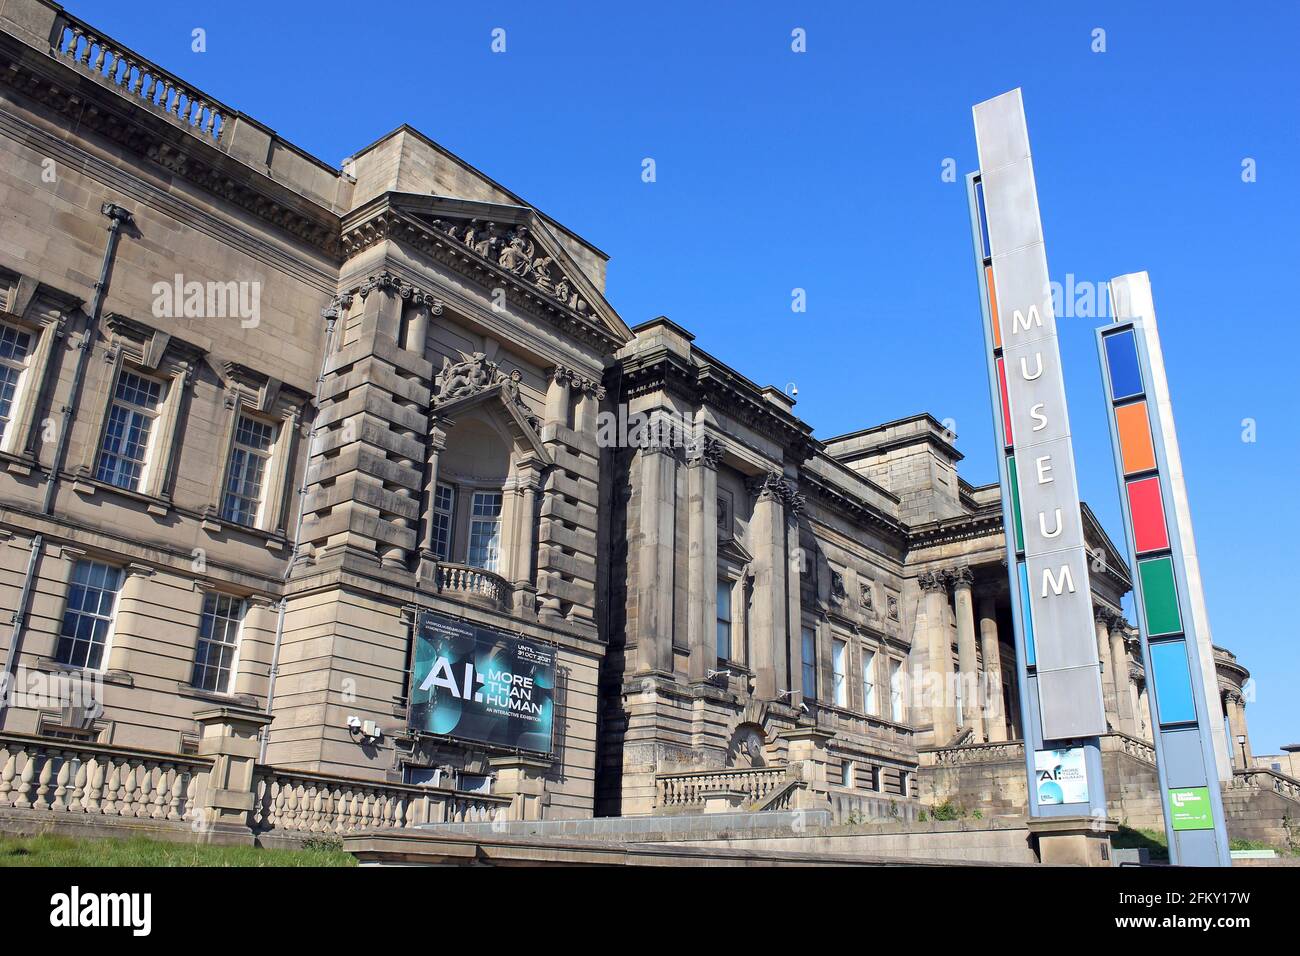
52,11,228,142
0,733,209,821
1101,731,1157,766
251,768,509,835
656,766,787,809
919,740,1025,768
1231,768,1300,802
437,562,510,610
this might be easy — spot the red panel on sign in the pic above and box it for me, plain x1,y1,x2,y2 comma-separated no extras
997,356,1013,447
1127,476,1169,554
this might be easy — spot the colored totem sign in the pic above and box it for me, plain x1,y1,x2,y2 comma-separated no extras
1097,275,1231,867
967,89,1107,818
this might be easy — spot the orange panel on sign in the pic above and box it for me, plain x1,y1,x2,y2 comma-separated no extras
1116,401,1156,475
985,266,1001,348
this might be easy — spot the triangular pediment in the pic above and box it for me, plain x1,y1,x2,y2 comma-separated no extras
429,357,552,466
348,193,632,351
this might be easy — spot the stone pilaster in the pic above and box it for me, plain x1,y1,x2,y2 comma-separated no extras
686,436,721,682
977,594,1007,742
951,567,983,744
300,281,432,571
536,365,602,626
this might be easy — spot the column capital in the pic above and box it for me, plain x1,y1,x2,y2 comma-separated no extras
686,434,724,470
949,566,974,589
918,570,948,593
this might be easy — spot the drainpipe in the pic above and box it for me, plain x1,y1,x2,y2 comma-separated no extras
0,203,134,729
258,304,338,762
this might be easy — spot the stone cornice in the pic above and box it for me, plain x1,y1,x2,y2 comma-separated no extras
617,349,819,465
797,468,907,543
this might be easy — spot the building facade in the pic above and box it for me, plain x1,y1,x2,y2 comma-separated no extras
0,0,1273,831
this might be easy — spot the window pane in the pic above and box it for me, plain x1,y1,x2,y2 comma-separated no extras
862,650,876,715
221,415,275,527
468,491,503,571
191,592,245,694
57,560,122,671
801,626,816,700
832,639,847,706
432,483,455,560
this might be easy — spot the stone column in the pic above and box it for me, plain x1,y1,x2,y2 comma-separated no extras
1094,608,1119,730
416,421,450,587
1225,692,1251,767
783,487,805,702
686,437,721,682
636,440,678,675
748,472,789,700
919,571,956,745
977,594,1007,742
951,568,983,743
1108,618,1136,735
1136,682,1152,741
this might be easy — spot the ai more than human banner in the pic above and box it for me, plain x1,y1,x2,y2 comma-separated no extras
409,611,556,753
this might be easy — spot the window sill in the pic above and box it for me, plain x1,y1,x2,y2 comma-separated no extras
31,658,134,687
176,683,258,708
70,473,171,516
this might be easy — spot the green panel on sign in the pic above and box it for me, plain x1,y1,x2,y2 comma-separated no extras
1168,786,1214,831
1139,556,1182,636
1007,454,1024,552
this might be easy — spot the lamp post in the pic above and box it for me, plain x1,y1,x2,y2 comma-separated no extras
1237,735,1248,769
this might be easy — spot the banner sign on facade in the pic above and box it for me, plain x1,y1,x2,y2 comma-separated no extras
1034,746,1090,805
410,611,555,753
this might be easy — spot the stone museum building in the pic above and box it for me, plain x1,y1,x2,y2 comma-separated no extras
0,0,1291,847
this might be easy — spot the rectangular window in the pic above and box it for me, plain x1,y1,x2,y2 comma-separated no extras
832,638,847,707
716,580,732,661
191,593,245,694
96,370,162,491
0,323,33,443
468,491,503,572
221,415,275,526
801,626,817,700
889,659,904,722
431,483,455,560
56,560,123,670
862,649,877,715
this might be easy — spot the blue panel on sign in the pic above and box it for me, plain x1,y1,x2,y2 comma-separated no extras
1150,639,1197,725
1104,329,1144,400
1018,561,1035,666
976,180,991,260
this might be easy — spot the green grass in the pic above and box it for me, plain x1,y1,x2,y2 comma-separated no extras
0,833,356,867
1113,825,1169,861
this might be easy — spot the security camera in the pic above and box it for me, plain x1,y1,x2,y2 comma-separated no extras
347,715,362,731
707,668,732,682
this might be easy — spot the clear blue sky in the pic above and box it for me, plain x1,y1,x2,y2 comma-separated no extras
74,1,1298,751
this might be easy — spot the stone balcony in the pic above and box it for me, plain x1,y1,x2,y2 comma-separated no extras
435,562,511,611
